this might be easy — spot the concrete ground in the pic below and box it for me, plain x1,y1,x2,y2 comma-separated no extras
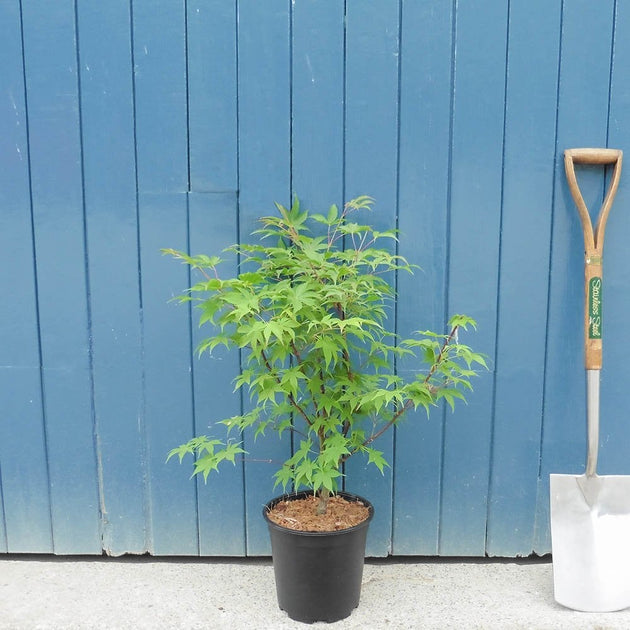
1,555,630,629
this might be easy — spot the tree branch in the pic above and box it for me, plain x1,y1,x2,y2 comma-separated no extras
260,348,313,427
341,324,462,461
423,325,459,385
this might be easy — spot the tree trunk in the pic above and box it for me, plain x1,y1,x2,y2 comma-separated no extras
316,488,330,515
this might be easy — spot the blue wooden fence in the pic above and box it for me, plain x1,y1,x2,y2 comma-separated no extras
2,0,630,557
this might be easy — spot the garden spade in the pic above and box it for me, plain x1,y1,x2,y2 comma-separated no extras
550,147,630,612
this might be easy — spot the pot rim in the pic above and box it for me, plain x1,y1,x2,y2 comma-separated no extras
262,489,374,536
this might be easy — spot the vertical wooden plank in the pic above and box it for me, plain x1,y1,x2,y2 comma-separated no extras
237,0,291,555
605,0,630,477
140,192,199,555
291,0,345,208
393,0,454,555
187,0,238,192
132,1,196,553
133,0,188,194
189,192,245,556
0,1,51,553
485,0,562,557
77,0,146,555
439,0,508,556
187,1,243,554
343,0,401,556
20,0,101,554
534,0,617,554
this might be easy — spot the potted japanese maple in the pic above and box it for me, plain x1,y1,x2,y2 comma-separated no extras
164,196,485,623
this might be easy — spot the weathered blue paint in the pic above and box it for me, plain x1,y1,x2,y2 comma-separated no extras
187,0,238,193
2,0,630,557
132,0,192,556
606,0,630,481
393,0,454,556
140,192,198,556
237,0,292,556
291,0,345,208
78,0,146,556
189,192,245,556
439,0,508,557
133,0,188,194
486,0,562,557
342,0,401,558
20,0,101,554
0,1,52,553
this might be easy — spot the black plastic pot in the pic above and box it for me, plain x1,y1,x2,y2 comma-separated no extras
263,490,374,624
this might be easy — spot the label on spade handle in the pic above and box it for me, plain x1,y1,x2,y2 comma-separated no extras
589,276,602,339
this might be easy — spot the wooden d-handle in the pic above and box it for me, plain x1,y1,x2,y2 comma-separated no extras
564,148,623,370
565,147,622,165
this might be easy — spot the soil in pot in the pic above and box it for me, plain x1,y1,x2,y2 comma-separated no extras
266,493,370,532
